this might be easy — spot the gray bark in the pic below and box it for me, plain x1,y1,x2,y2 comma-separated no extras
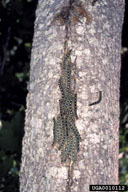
20,0,125,192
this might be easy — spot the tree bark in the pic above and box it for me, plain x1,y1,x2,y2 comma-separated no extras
20,0,125,192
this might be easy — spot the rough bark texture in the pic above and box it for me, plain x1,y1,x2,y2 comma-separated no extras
20,0,125,192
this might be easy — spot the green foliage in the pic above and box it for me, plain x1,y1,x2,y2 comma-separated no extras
119,101,128,185
0,0,37,191
119,158,128,185
0,0,37,120
0,111,24,191
0,112,24,152
120,50,128,185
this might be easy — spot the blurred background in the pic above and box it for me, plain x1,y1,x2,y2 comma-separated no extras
0,0,128,191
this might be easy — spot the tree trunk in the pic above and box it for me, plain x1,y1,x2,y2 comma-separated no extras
20,0,125,192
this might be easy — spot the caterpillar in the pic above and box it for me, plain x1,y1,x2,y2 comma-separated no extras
63,49,72,69
67,63,71,90
89,91,102,106
58,127,66,150
56,116,63,143
74,94,78,119
58,78,65,98
72,135,77,162
53,47,81,163
61,136,71,162
52,117,57,146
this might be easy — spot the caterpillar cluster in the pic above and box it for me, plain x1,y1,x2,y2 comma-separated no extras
53,49,81,163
